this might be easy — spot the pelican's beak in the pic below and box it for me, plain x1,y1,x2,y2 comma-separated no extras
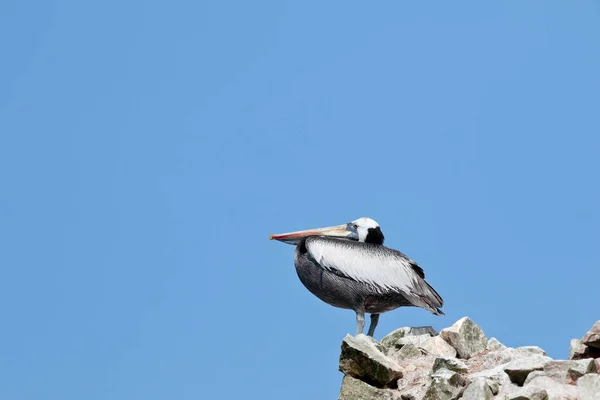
269,224,350,245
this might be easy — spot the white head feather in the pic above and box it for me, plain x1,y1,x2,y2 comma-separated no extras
350,217,380,242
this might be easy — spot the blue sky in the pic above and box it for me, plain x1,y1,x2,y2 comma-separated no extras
1,1,599,399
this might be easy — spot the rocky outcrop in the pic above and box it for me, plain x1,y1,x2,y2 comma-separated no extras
338,317,600,400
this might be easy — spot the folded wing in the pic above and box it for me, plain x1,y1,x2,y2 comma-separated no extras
305,237,443,314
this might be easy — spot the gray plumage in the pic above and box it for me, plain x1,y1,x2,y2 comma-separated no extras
295,237,443,336
270,217,444,336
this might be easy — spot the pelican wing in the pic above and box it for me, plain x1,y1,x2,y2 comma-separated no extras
305,237,443,312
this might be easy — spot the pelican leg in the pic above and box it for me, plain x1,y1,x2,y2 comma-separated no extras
367,314,380,337
355,311,365,335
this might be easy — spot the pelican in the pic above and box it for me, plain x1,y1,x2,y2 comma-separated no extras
269,217,444,336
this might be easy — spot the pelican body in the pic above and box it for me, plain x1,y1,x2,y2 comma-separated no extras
270,217,443,336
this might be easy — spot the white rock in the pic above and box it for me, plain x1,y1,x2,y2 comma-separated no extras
419,335,457,358
487,337,507,352
432,357,468,373
440,317,487,359
578,374,600,400
526,375,577,400
461,376,493,400
503,355,552,385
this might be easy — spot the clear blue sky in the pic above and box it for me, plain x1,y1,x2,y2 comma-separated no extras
1,1,599,399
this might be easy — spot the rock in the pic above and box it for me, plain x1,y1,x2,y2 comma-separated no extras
578,374,600,400
339,334,403,388
460,376,494,400
514,346,547,356
423,372,465,400
468,348,514,373
503,355,552,386
338,376,400,400
505,374,577,400
396,343,424,359
419,336,457,358
487,337,507,352
381,327,437,349
505,386,549,400
592,358,600,373
525,375,577,400
570,338,600,360
337,317,600,400
542,359,594,384
582,321,600,349
432,357,467,373
396,334,433,348
440,317,487,359
569,339,585,360
523,370,547,386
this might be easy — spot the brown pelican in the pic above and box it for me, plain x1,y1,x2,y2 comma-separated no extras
269,217,444,336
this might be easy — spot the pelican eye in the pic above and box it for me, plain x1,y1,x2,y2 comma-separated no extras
352,223,358,229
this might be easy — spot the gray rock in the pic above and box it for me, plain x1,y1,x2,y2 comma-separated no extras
542,359,594,384
339,334,403,388
503,354,552,386
419,335,457,358
525,375,577,400
440,317,487,359
338,376,401,400
505,386,549,400
470,363,512,389
461,376,494,400
582,321,600,349
381,327,437,349
569,338,585,359
514,346,547,356
396,334,433,348
523,370,547,386
578,374,600,400
396,343,424,359
432,357,468,373
487,337,507,352
570,338,600,360
468,348,514,373
592,358,600,373
423,373,465,400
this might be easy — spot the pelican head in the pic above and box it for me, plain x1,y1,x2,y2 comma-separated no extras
269,217,385,245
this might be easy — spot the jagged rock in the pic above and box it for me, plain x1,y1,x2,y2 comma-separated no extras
468,348,514,373
578,374,600,400
582,321,600,349
440,317,487,359
424,369,466,400
396,343,424,359
523,370,547,386
515,346,547,356
396,334,433,348
419,336,457,358
339,334,403,388
460,376,494,400
338,376,401,400
503,355,552,385
487,337,507,352
569,338,600,360
381,327,437,349
338,318,600,400
542,359,595,384
505,386,549,400
524,375,577,400
592,358,600,373
569,339,585,359
432,357,467,373
505,373,577,399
